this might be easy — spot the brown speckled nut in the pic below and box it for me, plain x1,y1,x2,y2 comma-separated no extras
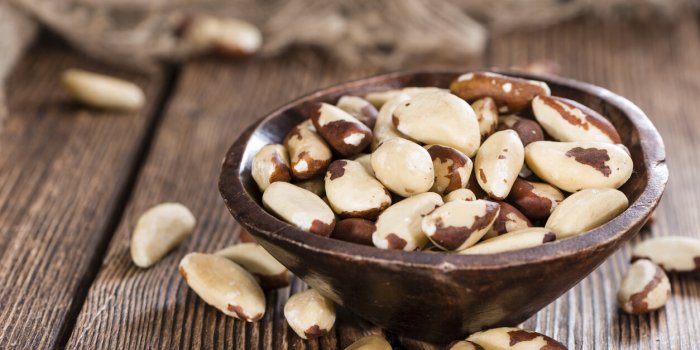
487,202,532,237
284,121,332,180
422,199,500,251
284,289,336,339
533,95,621,144
507,178,564,221
618,259,671,314
467,327,566,350
497,114,544,146
450,72,551,114
310,102,373,156
425,144,473,195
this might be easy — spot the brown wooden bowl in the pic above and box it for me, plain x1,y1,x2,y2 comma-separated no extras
218,70,668,342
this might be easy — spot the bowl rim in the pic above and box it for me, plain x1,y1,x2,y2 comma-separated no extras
219,69,668,271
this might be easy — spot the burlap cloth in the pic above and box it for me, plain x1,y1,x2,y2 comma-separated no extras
0,0,694,127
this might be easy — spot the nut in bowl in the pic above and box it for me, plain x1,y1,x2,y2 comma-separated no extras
219,70,667,342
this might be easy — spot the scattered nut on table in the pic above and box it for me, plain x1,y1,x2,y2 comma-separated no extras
630,236,700,273
182,15,262,56
214,243,291,289
466,327,566,350
284,288,336,339
618,259,671,314
179,253,265,321
345,335,392,350
130,202,195,268
62,69,145,111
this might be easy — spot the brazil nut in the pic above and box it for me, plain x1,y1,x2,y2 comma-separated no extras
373,192,443,251
444,188,477,202
421,199,500,251
336,95,378,129
496,114,544,146
215,243,291,289
251,144,292,192
284,121,332,180
474,130,525,200
371,138,434,197
450,72,551,114
284,289,336,339
425,144,473,195
467,327,566,350
262,182,336,236
325,160,391,219
330,218,376,246
507,178,565,221
525,141,634,192
372,93,411,150
471,97,499,140
618,259,671,314
310,102,373,156
486,201,532,238
545,188,628,238
631,236,700,273
459,227,556,255
533,95,621,143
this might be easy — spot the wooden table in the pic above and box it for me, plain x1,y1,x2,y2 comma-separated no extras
1,14,699,350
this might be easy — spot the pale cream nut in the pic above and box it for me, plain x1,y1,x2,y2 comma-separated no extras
262,182,336,236
533,95,621,144
371,138,434,197
459,227,556,255
62,69,145,111
545,188,628,239
131,202,195,268
631,236,700,273
474,130,524,200
179,253,265,321
345,335,392,350
325,160,391,219
467,327,566,350
214,243,291,289
373,192,443,251
618,259,671,314
284,289,336,339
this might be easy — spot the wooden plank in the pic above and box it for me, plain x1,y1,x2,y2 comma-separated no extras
65,52,388,350
0,39,166,349
489,14,700,350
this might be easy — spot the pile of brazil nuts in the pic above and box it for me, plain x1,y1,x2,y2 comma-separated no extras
253,71,634,254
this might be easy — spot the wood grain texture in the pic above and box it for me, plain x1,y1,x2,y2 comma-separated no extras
24,13,700,350
489,14,700,350
0,41,165,349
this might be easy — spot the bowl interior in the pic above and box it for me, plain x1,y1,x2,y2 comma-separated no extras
221,70,666,270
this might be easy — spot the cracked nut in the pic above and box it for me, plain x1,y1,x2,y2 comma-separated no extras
533,95,621,144
63,69,145,111
486,202,532,238
311,102,373,156
262,182,336,236
475,130,525,200
459,227,556,255
373,192,443,251
215,243,291,289
325,160,391,219
183,15,262,56
131,202,196,268
545,188,628,238
284,289,336,339
331,218,376,246
336,95,379,129
425,144,473,195
507,178,565,221
631,236,700,273
471,97,499,140
444,188,477,202
450,72,551,114
284,120,333,180
422,199,500,251
525,141,633,192
372,94,411,150
496,114,544,146
252,144,291,192
392,90,481,156
179,253,265,321
346,335,392,350
467,327,566,350
371,138,434,197
618,259,671,314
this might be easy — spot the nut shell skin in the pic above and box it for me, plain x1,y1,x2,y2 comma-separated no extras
450,72,551,114
371,138,435,197
425,144,473,195
284,121,333,180
392,90,481,157
310,102,373,156
618,259,671,314
525,141,634,193
507,178,565,221
474,130,525,200
284,289,336,339
179,253,265,321
631,236,700,273
467,327,566,350
533,95,621,144
496,114,544,146
545,188,628,239
372,192,443,251
330,218,376,246
262,182,336,236
251,144,291,192
421,199,500,251
324,160,391,219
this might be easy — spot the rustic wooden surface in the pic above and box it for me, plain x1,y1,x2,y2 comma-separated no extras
0,14,699,350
